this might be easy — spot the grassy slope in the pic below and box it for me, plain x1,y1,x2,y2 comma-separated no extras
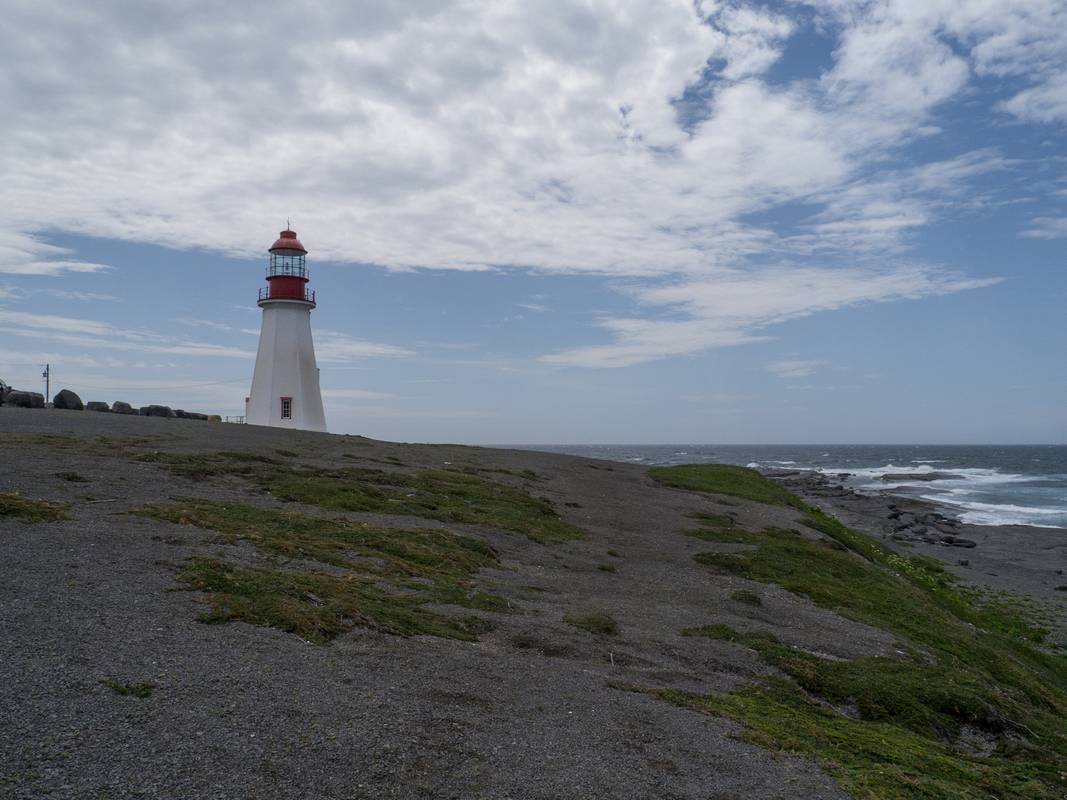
649,464,1067,800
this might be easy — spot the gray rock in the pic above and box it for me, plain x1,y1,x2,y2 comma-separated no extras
53,389,84,410
86,401,111,412
186,412,208,421
174,409,189,419
879,472,965,482
140,405,175,418
111,401,136,414
950,539,977,548
6,390,45,408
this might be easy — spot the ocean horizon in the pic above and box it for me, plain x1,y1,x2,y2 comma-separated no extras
506,444,1067,530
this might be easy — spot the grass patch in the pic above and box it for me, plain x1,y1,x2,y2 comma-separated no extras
139,500,503,643
563,612,619,636
645,465,1067,799
260,466,582,544
730,589,762,606
102,680,153,698
136,452,582,544
597,563,618,573
0,492,68,522
650,464,802,508
55,471,88,482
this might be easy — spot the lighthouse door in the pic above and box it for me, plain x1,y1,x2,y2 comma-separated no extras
280,397,292,419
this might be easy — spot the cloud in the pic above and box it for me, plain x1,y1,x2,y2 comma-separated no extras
314,330,415,362
321,388,399,400
541,264,1001,367
0,232,110,276
767,360,824,379
0,308,254,358
1022,216,1067,239
1,1,1058,367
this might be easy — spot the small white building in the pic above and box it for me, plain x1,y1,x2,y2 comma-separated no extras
245,227,327,432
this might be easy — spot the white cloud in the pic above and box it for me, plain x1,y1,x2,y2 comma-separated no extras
0,232,110,276
1022,216,1067,239
767,359,824,379
1,1,1057,366
541,264,1001,367
321,388,399,400
315,330,415,362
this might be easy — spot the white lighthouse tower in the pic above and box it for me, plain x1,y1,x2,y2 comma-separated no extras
245,226,327,432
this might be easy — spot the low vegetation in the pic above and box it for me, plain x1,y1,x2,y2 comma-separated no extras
649,463,802,508
136,452,582,544
138,500,503,643
0,492,69,522
563,612,619,636
55,471,88,482
102,680,153,698
646,464,1067,800
729,589,762,606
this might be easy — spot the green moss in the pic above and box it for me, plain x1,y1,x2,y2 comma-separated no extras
0,492,68,522
730,589,762,606
55,471,88,482
136,452,582,544
261,466,582,544
646,468,1067,799
102,680,153,698
139,500,502,643
178,556,490,643
650,464,802,508
563,612,619,636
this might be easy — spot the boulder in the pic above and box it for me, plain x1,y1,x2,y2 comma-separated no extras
140,405,175,418
111,401,136,415
53,389,84,410
6,391,45,409
173,409,189,419
86,401,111,412
949,539,977,548
186,412,208,421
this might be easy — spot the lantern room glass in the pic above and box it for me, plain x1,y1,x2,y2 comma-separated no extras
269,252,307,278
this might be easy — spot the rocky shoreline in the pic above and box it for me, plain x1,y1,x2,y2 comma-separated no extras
764,468,1067,641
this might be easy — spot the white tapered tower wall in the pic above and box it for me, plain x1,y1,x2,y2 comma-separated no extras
246,299,327,431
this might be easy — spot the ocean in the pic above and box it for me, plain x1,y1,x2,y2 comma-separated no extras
515,445,1067,529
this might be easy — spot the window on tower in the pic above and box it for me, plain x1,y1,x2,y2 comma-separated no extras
280,397,292,419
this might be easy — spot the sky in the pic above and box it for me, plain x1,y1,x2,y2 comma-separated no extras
1,0,1065,444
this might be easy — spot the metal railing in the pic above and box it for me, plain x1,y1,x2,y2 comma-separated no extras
258,287,315,304
223,415,245,424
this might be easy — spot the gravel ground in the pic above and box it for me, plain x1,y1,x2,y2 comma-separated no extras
0,408,898,799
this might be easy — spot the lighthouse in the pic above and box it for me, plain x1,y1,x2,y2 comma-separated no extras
245,226,327,432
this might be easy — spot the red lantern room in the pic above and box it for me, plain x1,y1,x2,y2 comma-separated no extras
259,227,316,306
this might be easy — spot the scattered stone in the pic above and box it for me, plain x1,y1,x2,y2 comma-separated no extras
111,401,136,415
5,391,45,408
86,401,111,412
1054,585,1067,592
139,405,175,418
957,559,969,567
950,539,977,548
52,389,84,410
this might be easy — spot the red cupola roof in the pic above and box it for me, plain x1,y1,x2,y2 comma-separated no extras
269,228,307,253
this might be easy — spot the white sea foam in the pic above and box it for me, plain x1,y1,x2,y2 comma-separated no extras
921,495,1067,527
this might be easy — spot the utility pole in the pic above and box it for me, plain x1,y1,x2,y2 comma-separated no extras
42,363,50,403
